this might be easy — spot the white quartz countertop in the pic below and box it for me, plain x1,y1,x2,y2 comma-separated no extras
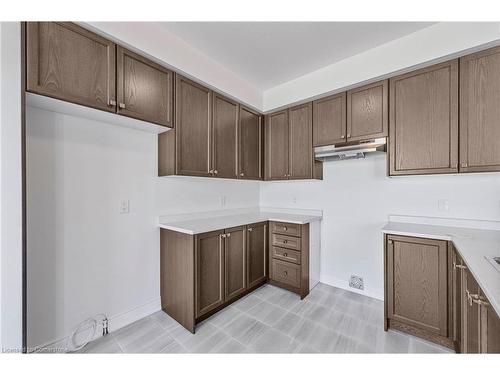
382,217,500,317
158,207,322,235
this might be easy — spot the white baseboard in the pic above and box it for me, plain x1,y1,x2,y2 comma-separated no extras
320,274,384,301
35,297,161,353
108,297,161,333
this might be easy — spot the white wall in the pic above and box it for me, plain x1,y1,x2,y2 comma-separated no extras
263,22,500,111
261,154,500,299
86,22,262,111
156,177,260,215
0,22,23,352
26,107,260,348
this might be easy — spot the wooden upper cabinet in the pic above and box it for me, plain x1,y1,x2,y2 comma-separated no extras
26,22,116,112
195,230,224,318
289,103,313,179
247,222,268,289
116,46,173,127
265,110,289,180
313,92,346,147
347,80,388,141
175,76,212,177
460,46,500,173
224,226,247,301
389,60,459,176
212,94,239,178
386,235,449,338
238,107,262,180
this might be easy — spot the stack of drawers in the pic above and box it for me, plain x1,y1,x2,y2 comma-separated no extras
269,221,309,298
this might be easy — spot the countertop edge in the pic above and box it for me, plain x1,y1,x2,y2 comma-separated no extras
158,213,322,235
381,228,452,241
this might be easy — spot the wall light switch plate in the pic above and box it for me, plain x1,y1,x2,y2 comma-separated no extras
437,199,449,212
219,196,227,208
119,199,130,214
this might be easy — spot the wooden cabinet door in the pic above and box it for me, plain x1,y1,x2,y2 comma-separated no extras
212,93,238,179
347,80,388,142
289,103,313,179
389,60,459,175
265,110,289,180
386,235,449,337
460,46,500,173
176,76,212,177
481,300,500,353
247,222,268,289
195,230,224,318
116,47,173,127
224,226,246,301
26,22,116,112
462,268,481,353
313,92,346,147
238,107,262,180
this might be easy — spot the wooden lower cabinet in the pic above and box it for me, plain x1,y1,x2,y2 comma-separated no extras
268,221,310,299
160,222,268,333
384,234,453,348
195,230,225,318
385,234,500,353
462,267,500,353
224,226,247,300
482,302,500,353
451,245,465,352
246,222,268,289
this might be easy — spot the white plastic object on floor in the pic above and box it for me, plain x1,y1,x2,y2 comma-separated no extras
66,313,108,352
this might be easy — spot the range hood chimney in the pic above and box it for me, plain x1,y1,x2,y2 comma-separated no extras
314,138,386,162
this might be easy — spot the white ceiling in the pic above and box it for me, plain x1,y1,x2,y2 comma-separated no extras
158,22,436,90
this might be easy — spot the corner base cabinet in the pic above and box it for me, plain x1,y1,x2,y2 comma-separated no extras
160,223,267,333
160,219,320,333
384,234,500,353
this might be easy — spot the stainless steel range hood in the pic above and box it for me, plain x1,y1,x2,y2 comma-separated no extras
314,138,386,162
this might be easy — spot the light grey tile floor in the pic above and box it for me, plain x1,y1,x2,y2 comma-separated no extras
75,283,454,354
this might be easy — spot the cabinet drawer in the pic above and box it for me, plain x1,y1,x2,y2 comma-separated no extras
272,246,301,265
271,222,301,237
272,259,301,289
272,234,301,251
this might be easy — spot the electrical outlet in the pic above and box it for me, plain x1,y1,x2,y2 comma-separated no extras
292,196,297,204
119,199,130,214
438,199,449,212
349,275,364,290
